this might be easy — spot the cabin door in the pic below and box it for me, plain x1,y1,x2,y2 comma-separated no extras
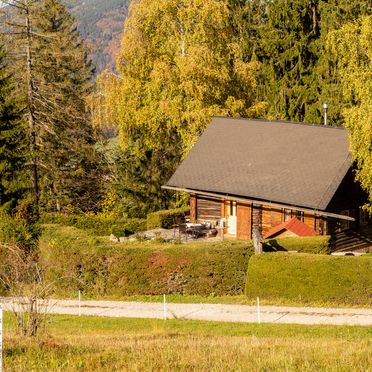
226,201,237,235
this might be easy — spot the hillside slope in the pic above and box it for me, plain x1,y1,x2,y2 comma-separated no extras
64,0,129,72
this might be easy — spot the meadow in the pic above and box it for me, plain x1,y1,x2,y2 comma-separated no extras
3,312,372,371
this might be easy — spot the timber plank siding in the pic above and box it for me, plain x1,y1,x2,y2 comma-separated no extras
190,194,197,222
196,197,222,220
262,206,283,236
237,203,252,240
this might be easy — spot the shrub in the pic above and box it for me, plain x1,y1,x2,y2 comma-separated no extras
40,225,253,297
264,236,331,254
245,253,372,306
40,212,146,236
147,207,190,230
110,218,147,238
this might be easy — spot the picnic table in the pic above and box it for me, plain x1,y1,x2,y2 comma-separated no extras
183,223,216,239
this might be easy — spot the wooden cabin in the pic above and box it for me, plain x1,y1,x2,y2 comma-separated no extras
164,117,371,245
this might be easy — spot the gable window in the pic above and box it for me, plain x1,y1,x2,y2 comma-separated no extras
296,211,304,222
284,209,292,222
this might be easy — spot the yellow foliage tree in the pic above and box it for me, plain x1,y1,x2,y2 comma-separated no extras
97,0,264,152
91,0,265,215
327,16,372,212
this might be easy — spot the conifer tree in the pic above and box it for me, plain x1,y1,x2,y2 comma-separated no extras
256,0,320,121
0,41,27,212
3,0,103,212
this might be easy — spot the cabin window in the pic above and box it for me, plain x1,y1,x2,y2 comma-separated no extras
284,209,291,221
295,211,304,222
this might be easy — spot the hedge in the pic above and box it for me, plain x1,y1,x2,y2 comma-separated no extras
147,207,190,230
264,236,331,254
40,212,146,236
40,226,253,297
110,219,147,238
245,253,372,306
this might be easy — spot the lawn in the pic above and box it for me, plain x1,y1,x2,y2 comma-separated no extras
3,313,372,371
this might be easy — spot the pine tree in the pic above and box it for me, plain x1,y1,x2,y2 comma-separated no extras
3,0,103,212
254,0,320,121
31,0,102,212
0,40,28,212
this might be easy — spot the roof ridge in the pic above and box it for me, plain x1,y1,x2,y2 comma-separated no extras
212,116,346,130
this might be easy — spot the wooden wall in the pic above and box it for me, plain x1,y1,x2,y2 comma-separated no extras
237,203,251,240
262,206,283,236
189,194,323,239
196,197,222,220
190,194,197,222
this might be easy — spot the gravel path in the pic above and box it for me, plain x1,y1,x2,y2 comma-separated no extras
1,298,371,326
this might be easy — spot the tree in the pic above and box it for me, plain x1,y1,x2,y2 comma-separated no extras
0,39,28,212
3,0,103,212
32,0,103,212
94,0,265,215
327,16,372,212
254,0,320,121
308,0,372,126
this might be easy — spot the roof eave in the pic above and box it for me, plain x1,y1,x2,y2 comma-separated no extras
162,185,356,222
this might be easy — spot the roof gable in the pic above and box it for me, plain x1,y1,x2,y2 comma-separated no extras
264,217,317,239
166,117,352,210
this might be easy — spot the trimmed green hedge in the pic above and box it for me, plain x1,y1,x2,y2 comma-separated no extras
245,253,372,306
264,236,331,254
41,226,253,297
110,219,147,238
40,213,146,236
147,207,190,230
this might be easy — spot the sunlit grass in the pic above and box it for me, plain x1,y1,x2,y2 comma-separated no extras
3,313,371,371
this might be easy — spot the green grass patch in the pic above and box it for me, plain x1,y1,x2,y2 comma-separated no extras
3,312,371,371
245,253,372,306
264,235,331,254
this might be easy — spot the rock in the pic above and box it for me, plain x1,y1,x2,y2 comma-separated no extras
109,234,118,242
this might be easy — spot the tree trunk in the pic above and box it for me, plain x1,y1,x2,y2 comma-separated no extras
25,6,39,209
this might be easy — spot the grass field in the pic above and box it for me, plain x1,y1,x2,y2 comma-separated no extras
3,312,371,371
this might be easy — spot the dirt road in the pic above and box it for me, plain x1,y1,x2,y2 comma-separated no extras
2,298,371,326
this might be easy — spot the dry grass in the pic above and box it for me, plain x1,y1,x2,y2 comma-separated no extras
3,314,372,371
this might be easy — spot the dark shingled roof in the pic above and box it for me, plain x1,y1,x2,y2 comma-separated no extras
166,117,352,211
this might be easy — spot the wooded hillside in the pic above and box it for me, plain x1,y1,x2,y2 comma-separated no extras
63,0,129,71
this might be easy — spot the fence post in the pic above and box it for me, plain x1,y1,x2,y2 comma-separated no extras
0,304,3,372
78,291,81,317
163,294,167,320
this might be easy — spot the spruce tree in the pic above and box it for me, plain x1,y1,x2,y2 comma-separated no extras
3,0,103,212
255,0,320,121
0,41,27,212
31,0,101,212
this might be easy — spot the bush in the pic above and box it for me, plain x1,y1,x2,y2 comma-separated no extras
111,218,147,238
40,225,253,297
245,253,372,306
147,207,190,230
264,236,331,254
40,212,146,236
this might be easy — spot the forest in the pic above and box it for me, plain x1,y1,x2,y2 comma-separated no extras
0,0,371,246
63,0,129,71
